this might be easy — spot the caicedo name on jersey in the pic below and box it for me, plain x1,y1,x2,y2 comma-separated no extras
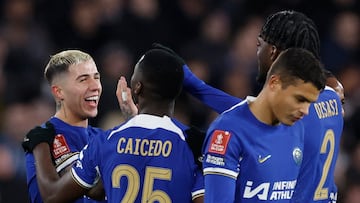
117,137,172,157
313,99,339,119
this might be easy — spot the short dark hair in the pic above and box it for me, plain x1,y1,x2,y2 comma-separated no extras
137,49,184,100
268,48,326,90
260,10,321,60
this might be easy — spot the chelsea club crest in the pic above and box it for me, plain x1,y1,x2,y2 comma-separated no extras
292,147,303,165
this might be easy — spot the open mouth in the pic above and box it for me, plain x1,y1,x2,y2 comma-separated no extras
85,96,99,106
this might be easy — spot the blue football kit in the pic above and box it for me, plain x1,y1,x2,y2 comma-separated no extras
71,114,204,203
25,117,107,203
291,87,344,203
203,99,304,202
183,65,343,202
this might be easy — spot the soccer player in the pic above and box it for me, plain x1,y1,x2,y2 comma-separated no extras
291,70,344,203
325,71,345,117
202,48,325,202
23,50,107,203
178,10,344,202
23,49,204,203
292,71,345,203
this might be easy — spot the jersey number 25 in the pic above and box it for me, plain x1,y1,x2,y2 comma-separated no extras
112,164,172,203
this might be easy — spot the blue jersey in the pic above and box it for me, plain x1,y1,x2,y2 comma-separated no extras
71,114,204,203
291,87,344,203
202,100,304,202
25,117,107,203
183,66,343,202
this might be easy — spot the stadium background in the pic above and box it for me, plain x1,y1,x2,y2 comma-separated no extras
0,0,359,202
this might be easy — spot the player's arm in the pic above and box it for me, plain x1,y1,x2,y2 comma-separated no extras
87,180,106,200
192,169,205,203
22,122,80,202
204,174,236,203
116,44,241,116
182,64,241,113
33,143,87,203
152,43,241,113
58,164,105,201
22,122,104,202
193,196,204,203
202,125,240,203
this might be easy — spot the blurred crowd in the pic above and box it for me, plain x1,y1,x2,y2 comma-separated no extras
0,0,359,202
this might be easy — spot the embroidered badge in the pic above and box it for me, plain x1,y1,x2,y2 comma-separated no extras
208,130,231,155
52,134,71,158
292,147,303,166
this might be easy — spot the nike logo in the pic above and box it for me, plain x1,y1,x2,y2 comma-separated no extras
258,155,271,163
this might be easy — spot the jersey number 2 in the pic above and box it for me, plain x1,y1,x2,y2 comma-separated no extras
313,129,335,200
112,164,172,203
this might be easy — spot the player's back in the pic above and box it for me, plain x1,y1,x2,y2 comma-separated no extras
97,114,198,203
292,86,344,202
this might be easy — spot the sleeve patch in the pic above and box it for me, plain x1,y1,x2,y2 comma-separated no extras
52,134,71,158
208,130,231,155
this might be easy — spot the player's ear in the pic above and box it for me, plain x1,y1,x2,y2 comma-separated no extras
268,75,280,90
51,85,64,101
270,45,281,62
133,81,143,95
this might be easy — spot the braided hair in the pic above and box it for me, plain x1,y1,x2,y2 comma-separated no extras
260,10,321,59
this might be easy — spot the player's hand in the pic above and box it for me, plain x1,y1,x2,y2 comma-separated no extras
116,76,138,120
185,126,206,168
152,43,186,66
22,121,56,153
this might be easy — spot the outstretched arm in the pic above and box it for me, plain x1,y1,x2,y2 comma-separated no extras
151,43,241,113
182,64,241,113
116,44,243,117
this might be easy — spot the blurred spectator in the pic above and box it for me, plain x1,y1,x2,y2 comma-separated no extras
98,0,126,25
91,42,133,126
181,9,231,87
180,57,214,129
0,97,53,203
54,0,104,56
221,68,252,99
342,182,360,203
107,0,172,58
226,15,263,94
1,0,53,75
321,10,360,74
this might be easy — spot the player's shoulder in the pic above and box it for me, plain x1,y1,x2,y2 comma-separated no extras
320,88,338,98
223,100,253,122
88,125,106,134
170,117,188,131
223,99,248,113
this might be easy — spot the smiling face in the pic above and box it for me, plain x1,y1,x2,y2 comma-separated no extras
53,59,102,123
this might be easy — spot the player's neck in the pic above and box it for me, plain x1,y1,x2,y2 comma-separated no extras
138,101,174,118
54,111,89,128
248,94,279,126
